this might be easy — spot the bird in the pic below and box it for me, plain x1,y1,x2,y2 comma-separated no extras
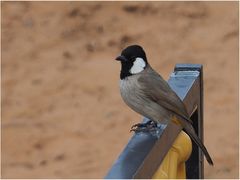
115,44,213,165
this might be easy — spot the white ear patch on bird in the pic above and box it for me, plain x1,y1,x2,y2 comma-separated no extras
130,57,146,74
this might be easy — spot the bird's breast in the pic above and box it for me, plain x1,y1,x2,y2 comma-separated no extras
119,75,172,124
119,75,149,116
120,77,137,101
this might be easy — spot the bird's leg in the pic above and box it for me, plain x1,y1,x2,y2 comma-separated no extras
130,120,157,132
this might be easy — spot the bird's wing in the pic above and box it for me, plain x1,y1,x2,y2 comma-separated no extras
138,67,214,165
138,67,192,123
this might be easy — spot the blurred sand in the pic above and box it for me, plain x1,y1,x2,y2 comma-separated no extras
1,1,239,178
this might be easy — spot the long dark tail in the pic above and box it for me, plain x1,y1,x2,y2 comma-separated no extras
184,124,214,165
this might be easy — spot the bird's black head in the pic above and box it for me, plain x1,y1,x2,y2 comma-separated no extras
115,45,148,79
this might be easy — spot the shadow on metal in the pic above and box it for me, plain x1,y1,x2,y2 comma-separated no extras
105,64,204,179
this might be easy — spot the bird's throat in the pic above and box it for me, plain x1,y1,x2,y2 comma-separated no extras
120,71,132,80
120,61,133,80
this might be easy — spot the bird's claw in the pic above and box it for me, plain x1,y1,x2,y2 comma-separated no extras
130,120,157,132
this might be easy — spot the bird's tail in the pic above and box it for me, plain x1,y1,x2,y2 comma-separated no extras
184,124,214,166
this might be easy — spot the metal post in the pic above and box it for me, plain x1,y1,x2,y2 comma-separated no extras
173,64,204,179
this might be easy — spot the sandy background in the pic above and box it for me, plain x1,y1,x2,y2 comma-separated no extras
1,1,239,179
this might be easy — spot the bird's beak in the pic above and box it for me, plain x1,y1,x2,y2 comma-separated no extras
115,55,128,62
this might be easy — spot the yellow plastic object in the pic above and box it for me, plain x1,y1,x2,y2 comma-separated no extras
152,131,192,179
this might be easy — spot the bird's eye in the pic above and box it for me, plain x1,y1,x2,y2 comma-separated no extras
130,56,136,60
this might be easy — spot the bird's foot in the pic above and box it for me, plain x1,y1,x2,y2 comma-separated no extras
130,120,158,132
